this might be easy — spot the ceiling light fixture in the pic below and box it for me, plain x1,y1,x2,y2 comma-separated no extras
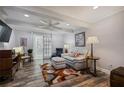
24,14,29,17
93,6,99,10
66,24,70,26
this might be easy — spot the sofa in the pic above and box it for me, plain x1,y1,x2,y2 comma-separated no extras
61,53,86,70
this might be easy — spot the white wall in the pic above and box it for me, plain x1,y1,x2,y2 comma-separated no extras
0,30,32,50
52,33,64,53
87,11,124,70
0,17,6,49
3,30,65,53
64,31,87,54
4,30,16,49
0,43,4,49
14,31,33,49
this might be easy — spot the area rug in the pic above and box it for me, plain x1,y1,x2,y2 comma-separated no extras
40,63,82,86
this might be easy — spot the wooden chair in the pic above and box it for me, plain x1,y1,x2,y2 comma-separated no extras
13,47,31,67
21,54,31,65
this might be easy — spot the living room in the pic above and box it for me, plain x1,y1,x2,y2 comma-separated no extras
0,6,124,87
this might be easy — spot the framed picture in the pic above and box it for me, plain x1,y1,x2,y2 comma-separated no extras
20,37,27,47
75,32,85,47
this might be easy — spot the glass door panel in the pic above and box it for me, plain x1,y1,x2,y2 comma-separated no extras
33,34,43,59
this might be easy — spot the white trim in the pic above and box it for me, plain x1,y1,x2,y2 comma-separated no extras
97,66,110,75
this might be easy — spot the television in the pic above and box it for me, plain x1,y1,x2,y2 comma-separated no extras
0,20,12,42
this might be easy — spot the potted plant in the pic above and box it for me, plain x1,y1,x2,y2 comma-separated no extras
28,49,33,54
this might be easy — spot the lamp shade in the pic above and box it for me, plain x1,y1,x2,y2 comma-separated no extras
64,44,69,49
13,46,24,54
87,36,99,44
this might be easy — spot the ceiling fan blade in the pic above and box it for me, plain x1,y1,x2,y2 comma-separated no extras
40,26,48,29
52,26,62,30
40,20,49,25
52,26,74,33
52,22,60,25
47,19,52,26
38,25,47,28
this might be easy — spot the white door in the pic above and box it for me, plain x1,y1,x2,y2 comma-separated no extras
33,34,43,59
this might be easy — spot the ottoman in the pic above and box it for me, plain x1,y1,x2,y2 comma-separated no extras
110,67,124,87
52,57,66,69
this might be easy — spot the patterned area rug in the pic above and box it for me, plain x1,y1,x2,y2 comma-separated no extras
40,63,81,86
41,63,109,87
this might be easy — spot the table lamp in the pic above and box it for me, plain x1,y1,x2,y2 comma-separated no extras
13,46,24,55
87,36,99,58
64,44,69,53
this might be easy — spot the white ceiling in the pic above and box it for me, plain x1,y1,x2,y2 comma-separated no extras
0,6,124,33
0,6,84,34
42,6,124,23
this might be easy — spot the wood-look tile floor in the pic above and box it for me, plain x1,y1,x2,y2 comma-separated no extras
0,59,110,87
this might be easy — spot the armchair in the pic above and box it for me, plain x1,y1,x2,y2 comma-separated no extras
13,47,31,66
51,48,63,58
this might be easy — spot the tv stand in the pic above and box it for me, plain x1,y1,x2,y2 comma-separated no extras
0,50,20,82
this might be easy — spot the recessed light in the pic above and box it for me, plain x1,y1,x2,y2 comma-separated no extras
66,24,70,26
24,14,29,17
93,6,98,10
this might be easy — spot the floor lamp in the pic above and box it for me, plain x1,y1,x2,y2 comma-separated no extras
87,36,99,58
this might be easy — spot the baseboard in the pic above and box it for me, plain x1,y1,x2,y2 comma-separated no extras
97,67,110,75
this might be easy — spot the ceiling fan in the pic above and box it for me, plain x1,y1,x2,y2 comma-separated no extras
39,19,60,30
38,19,74,32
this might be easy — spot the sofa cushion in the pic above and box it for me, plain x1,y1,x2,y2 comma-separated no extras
52,57,65,62
62,55,85,61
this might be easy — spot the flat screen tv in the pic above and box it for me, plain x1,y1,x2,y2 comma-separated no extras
0,20,12,42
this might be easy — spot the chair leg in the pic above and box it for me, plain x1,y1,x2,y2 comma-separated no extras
20,60,24,68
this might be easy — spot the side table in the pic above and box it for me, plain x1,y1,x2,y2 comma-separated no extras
86,57,100,76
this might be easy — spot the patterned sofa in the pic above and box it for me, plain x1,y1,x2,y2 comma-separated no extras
61,53,86,70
